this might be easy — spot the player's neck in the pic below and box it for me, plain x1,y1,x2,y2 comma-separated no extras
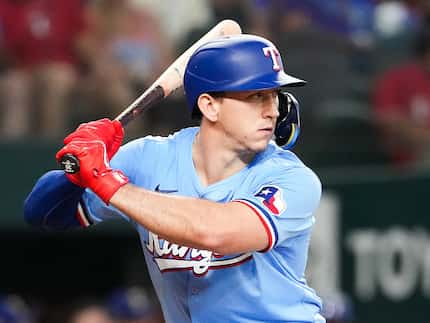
192,130,254,187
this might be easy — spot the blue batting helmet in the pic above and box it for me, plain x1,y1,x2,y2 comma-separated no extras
183,34,305,149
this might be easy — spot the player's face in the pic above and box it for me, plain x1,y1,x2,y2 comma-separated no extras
216,89,279,152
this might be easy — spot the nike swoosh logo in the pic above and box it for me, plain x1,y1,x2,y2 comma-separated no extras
154,184,178,194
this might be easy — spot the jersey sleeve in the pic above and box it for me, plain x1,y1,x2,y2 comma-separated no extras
233,166,321,251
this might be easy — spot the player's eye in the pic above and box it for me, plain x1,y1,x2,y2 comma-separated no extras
250,91,278,102
247,92,265,100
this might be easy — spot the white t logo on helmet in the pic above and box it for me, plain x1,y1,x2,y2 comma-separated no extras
263,46,281,71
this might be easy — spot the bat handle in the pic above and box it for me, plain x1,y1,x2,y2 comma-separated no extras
58,85,164,174
60,153,80,174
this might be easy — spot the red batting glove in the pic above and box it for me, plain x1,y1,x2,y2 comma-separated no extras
56,140,129,204
63,118,124,160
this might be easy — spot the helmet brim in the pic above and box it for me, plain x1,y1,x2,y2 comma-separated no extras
215,71,306,92
278,72,307,87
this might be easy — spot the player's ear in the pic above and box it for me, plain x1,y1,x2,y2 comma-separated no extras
197,93,220,122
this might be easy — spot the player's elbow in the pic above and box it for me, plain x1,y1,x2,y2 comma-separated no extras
194,230,227,254
191,205,248,254
207,235,233,255
23,186,54,227
201,232,244,255
23,170,85,229
23,194,43,226
193,221,233,254
23,172,56,227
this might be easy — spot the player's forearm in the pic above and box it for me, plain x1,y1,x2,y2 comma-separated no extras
110,183,233,252
54,134,267,253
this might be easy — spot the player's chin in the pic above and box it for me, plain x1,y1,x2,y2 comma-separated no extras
249,138,271,152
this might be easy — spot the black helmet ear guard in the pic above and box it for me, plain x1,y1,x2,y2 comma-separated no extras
274,92,301,149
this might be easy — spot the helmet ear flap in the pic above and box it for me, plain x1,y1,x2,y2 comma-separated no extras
274,92,301,149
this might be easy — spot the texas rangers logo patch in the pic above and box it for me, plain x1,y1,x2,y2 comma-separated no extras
255,185,286,215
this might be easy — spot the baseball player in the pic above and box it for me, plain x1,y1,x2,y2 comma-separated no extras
25,34,325,322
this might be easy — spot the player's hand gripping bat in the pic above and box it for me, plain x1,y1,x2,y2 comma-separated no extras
60,19,242,174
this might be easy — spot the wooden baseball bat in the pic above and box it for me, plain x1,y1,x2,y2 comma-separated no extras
60,19,242,174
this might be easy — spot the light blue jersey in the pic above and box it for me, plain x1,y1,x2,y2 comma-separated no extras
81,127,325,323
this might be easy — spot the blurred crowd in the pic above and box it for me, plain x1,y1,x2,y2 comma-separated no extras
1,0,430,170
3,1,430,322
0,285,164,323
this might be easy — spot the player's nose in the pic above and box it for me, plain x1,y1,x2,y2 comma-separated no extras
263,92,279,119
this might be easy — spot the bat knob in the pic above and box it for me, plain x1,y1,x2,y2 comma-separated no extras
60,153,80,174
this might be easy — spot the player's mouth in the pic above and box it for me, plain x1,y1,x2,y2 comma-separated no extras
259,127,274,135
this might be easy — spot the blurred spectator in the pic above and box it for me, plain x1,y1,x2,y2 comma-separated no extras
131,0,212,47
373,0,421,38
269,0,357,120
67,302,113,323
251,0,388,166
76,0,174,135
321,293,354,323
208,0,251,30
0,0,88,139
0,294,33,323
253,0,376,45
368,1,430,76
372,27,430,168
107,286,164,323
254,1,428,49
179,0,252,52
